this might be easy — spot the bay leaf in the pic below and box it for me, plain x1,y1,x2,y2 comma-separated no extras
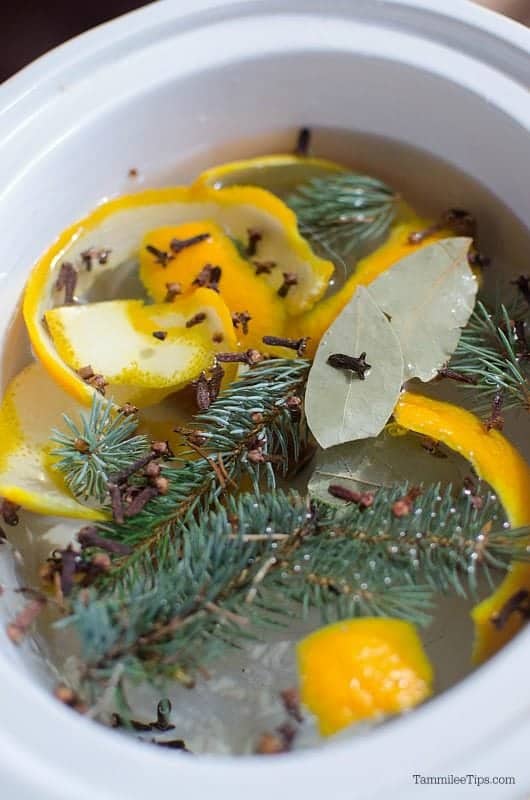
308,428,470,506
305,286,404,449
368,237,477,381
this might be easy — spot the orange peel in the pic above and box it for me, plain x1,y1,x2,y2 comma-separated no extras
0,362,109,519
44,289,236,407
394,391,530,663
139,220,287,352
193,153,344,195
23,185,333,405
297,617,433,736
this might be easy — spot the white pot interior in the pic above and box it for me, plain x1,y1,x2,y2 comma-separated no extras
0,2,529,798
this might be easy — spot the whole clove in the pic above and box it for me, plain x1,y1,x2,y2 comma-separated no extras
123,486,159,517
169,232,210,255
77,526,132,555
80,247,111,270
7,595,47,644
58,545,78,597
511,275,530,304
164,281,182,301
1,499,20,526
253,260,277,275
280,687,303,723
328,484,374,508
232,310,252,335
55,262,78,305
327,352,371,380
192,372,213,411
490,589,530,630
485,390,504,431
108,482,125,524
186,312,207,328
193,264,222,292
246,229,262,258
262,335,308,356
216,349,264,366
437,367,478,385
145,244,174,267
119,402,139,416
294,127,311,156
277,272,298,298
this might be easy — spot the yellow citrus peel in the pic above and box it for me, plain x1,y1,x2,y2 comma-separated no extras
44,289,236,407
139,221,287,351
287,218,451,356
0,362,109,519
23,185,333,405
297,618,433,736
393,391,530,663
194,154,344,194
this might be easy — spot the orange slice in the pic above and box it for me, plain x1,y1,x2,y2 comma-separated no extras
394,391,530,663
297,618,433,736
23,185,333,405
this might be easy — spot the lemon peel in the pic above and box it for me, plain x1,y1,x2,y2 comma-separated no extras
297,618,433,736
194,154,344,196
44,289,236,407
393,391,530,663
287,217,451,356
0,362,109,519
23,185,333,406
139,220,287,352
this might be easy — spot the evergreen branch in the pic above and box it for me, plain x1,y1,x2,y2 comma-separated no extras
93,359,309,585
286,173,398,267
62,491,315,696
449,301,530,414
307,483,521,599
64,483,526,699
51,396,151,502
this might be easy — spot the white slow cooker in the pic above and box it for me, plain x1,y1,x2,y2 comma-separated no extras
0,1,529,797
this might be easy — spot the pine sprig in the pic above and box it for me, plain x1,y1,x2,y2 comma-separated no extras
51,396,151,502
64,483,528,699
62,491,316,695
287,173,398,267
94,359,310,584
449,301,530,414
308,483,520,598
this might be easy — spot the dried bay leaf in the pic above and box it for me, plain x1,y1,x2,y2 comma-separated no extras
308,428,470,506
368,237,477,381
305,286,404,449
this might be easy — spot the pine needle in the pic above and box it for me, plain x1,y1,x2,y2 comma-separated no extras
449,301,530,414
51,396,150,502
287,173,398,268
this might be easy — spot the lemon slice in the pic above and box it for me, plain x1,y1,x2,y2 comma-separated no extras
43,289,236,407
194,154,344,197
0,362,109,519
394,391,530,663
297,618,433,736
24,185,332,403
140,220,288,351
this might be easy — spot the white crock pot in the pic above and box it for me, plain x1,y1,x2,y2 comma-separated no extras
0,1,529,797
